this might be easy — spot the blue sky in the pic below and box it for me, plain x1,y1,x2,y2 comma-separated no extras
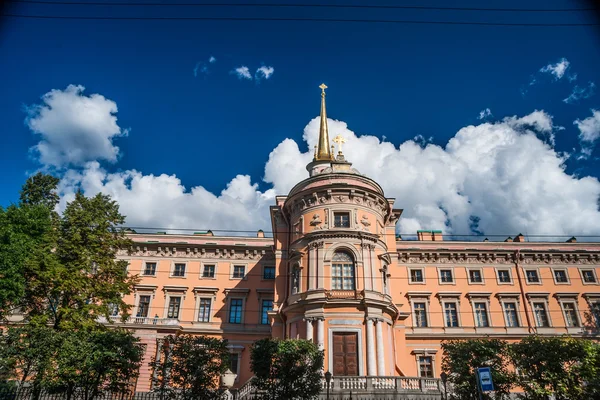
1,0,600,237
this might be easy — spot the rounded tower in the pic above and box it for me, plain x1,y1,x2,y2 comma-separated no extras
271,85,403,377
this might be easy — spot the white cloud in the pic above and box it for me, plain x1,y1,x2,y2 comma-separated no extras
563,82,596,104
540,58,570,79
255,66,275,80
25,85,126,168
232,66,252,80
574,109,600,143
478,108,492,120
209,56,216,63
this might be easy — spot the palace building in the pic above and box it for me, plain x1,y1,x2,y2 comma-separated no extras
112,85,600,396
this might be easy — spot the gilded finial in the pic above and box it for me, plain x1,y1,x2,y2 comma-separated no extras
333,134,346,154
315,83,334,161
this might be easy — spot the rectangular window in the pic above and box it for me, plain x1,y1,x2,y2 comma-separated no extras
504,302,519,327
233,265,246,279
263,266,276,280
469,269,483,283
333,212,350,228
474,302,489,327
498,270,512,283
229,299,243,324
136,295,151,318
167,296,181,319
562,302,579,327
533,302,550,327
261,299,274,325
198,298,211,322
582,270,597,283
554,269,569,283
592,302,600,326
526,270,540,283
342,264,354,290
143,262,157,276
173,263,186,277
229,353,239,376
440,269,453,283
202,265,215,278
444,302,459,327
108,303,119,317
418,356,433,378
410,269,424,283
414,302,428,327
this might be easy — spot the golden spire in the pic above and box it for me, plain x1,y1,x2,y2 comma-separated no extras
315,83,334,161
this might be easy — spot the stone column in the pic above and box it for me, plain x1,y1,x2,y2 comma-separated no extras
316,242,324,289
308,244,315,290
365,318,377,376
316,318,325,350
375,319,385,375
306,318,314,341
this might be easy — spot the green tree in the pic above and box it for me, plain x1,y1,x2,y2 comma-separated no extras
511,336,600,400
151,334,230,400
250,338,324,400
441,338,515,400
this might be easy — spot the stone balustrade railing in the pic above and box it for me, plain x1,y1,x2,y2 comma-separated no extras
97,316,180,326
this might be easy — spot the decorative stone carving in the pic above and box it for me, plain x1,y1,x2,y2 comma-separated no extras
309,213,322,227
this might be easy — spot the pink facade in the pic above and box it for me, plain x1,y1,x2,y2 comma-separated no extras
113,87,600,392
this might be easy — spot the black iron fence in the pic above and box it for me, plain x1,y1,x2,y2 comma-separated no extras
0,388,163,400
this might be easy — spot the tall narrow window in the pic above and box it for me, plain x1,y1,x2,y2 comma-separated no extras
562,302,579,327
143,262,157,276
440,269,453,283
554,270,569,283
418,356,433,378
291,267,300,294
136,295,150,318
173,263,186,277
444,302,459,327
526,270,540,283
167,297,181,319
332,251,355,290
198,298,211,322
410,269,424,283
414,302,428,327
233,265,246,279
261,299,274,325
229,299,243,324
504,302,519,327
474,302,489,327
202,265,216,278
533,302,550,327
333,212,350,228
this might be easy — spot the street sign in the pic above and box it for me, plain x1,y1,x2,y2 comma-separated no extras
477,367,494,392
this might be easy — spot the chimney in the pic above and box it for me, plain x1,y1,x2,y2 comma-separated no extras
417,230,433,241
432,230,444,241
257,230,265,238
514,233,525,242
504,236,513,242
566,236,577,243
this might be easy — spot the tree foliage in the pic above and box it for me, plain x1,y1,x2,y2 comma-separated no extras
151,334,230,400
441,338,515,400
250,338,324,400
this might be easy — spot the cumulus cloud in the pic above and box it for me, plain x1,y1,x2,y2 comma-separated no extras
232,66,252,80
575,109,600,143
25,85,126,168
478,108,493,120
255,66,275,80
540,58,570,79
563,82,596,104
193,56,217,77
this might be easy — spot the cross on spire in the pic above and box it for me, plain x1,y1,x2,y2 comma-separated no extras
333,134,346,154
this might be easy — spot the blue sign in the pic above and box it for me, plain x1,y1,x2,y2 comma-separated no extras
477,367,494,392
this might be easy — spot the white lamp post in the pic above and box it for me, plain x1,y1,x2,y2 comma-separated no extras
221,369,237,399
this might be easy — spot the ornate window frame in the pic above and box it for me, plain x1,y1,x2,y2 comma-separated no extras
526,292,552,328
579,268,599,285
467,292,493,328
467,267,485,285
200,262,217,279
412,349,438,378
552,268,571,285
523,267,543,285
437,267,455,285
495,267,514,285
407,291,432,329
496,292,522,328
230,262,248,280
554,293,581,329
193,287,218,323
170,261,188,278
408,267,426,285
162,286,188,320
437,292,462,328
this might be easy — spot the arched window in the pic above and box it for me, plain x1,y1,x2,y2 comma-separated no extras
332,251,355,290
291,266,301,294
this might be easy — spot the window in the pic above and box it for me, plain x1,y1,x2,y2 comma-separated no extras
167,296,181,319
474,302,489,327
497,270,512,283
562,302,579,327
229,353,239,376
581,270,597,283
592,302,600,326
504,302,519,327
410,269,424,283
263,266,276,280
533,302,550,327
202,265,215,278
108,303,119,317
143,262,157,276
440,269,453,283
229,299,243,324
444,302,459,327
526,270,540,283
261,299,274,325
173,263,186,277
136,295,151,318
333,212,350,228
554,269,569,283
418,356,433,378
469,269,483,283
233,265,246,279
198,298,211,322
291,267,300,294
332,251,355,290
414,302,428,327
